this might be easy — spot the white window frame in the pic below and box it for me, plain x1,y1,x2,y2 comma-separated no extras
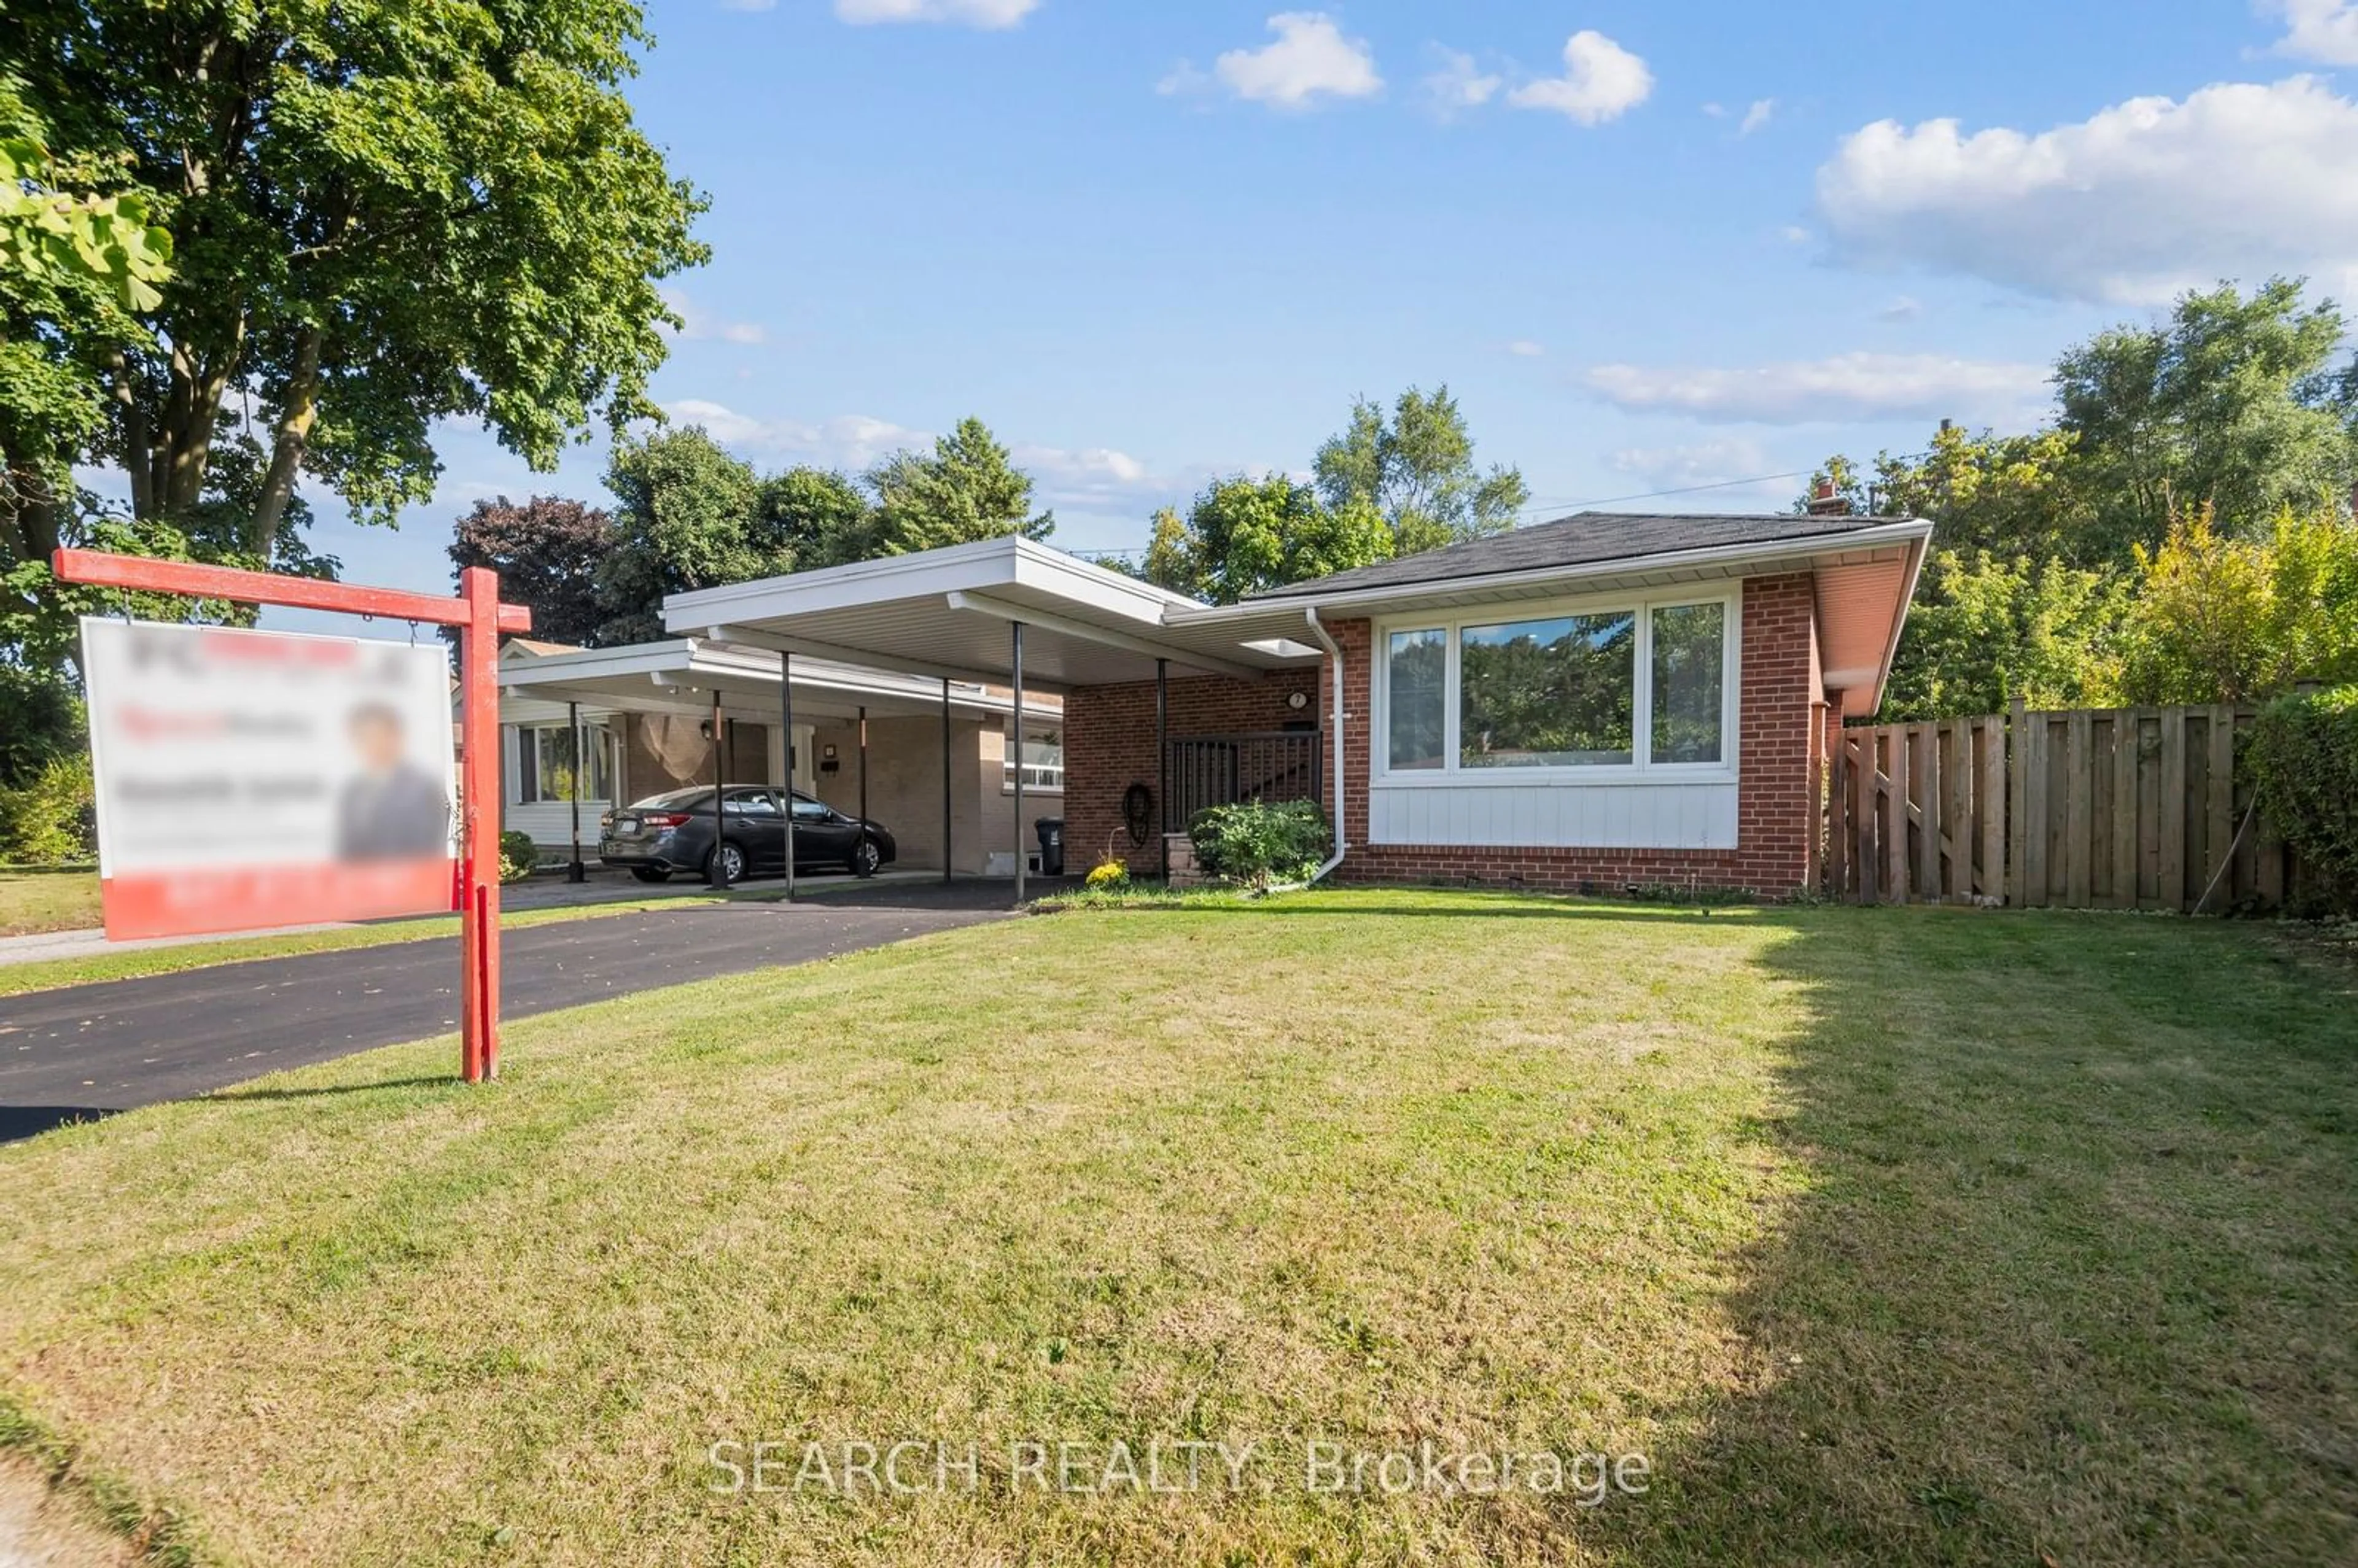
507,720,621,806
1372,585,1741,787
1001,720,1065,795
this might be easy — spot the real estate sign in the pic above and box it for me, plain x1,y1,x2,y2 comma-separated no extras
81,619,457,941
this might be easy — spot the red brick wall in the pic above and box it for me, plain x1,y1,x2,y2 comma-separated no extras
1328,572,1825,896
1064,667,1321,874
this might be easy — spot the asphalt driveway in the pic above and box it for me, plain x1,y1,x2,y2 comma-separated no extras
0,886,1020,1142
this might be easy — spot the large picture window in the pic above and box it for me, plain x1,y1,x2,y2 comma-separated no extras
1459,611,1635,768
1376,592,1735,781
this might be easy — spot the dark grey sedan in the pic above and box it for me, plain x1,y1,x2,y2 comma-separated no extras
597,785,897,884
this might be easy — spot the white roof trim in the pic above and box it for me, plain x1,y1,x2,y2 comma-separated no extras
663,535,1196,634
1167,519,1935,621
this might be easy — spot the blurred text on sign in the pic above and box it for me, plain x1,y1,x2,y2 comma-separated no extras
81,618,457,941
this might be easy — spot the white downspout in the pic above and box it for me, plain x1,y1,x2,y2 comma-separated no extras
1297,605,1347,885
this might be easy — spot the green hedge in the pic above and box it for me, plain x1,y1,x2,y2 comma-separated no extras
1187,799,1331,888
2248,685,2358,914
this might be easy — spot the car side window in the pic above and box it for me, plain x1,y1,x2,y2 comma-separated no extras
727,788,779,816
790,794,831,821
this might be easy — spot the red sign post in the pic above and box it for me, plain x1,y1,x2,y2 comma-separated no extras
53,548,530,1084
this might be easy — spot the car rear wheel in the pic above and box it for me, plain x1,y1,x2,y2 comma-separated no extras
706,842,745,885
631,866,671,884
852,836,882,879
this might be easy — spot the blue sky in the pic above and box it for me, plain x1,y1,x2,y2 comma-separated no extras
277,0,2358,632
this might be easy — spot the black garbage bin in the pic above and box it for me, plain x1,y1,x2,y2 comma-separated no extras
1035,817,1065,877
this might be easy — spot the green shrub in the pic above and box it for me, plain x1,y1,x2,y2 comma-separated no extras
498,829,541,885
0,752,96,864
2249,686,2358,914
1187,799,1330,888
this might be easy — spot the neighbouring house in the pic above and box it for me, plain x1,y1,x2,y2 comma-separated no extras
492,638,1062,875
647,508,1929,898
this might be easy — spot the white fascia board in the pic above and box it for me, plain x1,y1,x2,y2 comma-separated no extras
1861,528,1932,716
943,590,1267,681
1162,520,1936,624
660,536,1199,637
496,639,702,688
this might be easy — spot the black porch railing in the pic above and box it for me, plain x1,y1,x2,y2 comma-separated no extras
1164,731,1322,832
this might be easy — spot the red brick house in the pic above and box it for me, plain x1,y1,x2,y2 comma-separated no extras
661,510,1929,899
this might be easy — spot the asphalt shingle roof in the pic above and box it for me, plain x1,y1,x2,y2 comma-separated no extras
1242,510,1909,600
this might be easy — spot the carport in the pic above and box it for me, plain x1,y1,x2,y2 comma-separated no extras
662,536,1325,902
497,637,1059,891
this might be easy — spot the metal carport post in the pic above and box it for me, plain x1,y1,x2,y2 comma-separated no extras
1011,620,1025,906
941,677,953,886
707,685,727,888
780,650,795,902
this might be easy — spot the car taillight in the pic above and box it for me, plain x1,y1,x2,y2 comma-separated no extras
641,811,689,828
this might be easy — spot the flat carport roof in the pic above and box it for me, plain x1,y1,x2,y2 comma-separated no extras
496,637,1057,724
662,536,1323,690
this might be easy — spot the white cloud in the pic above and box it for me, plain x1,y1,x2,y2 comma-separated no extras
1875,295,1923,323
1816,76,2358,304
1609,438,1775,489
1506,339,1546,358
2269,1,2358,64
1195,12,1382,109
1778,223,1811,244
833,0,1038,28
1582,352,2050,425
659,401,1177,509
661,290,768,346
666,402,930,468
1422,47,1501,120
1507,31,1652,125
1702,101,1728,118
1740,98,1776,136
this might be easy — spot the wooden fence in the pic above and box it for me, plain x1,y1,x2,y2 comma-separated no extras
1828,703,2298,911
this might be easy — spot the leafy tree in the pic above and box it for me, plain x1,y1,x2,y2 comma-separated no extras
1880,551,2126,720
1807,424,2096,563
759,466,871,573
10,0,707,556
1142,475,1393,604
2113,508,2358,704
593,426,766,645
0,84,173,582
448,495,617,647
1313,386,1528,556
2055,279,2356,556
857,417,1051,559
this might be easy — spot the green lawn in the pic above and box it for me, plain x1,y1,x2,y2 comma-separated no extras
2,891,2352,1566
0,869,99,937
0,889,755,999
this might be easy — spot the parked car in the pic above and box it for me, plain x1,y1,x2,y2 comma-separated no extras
597,785,897,883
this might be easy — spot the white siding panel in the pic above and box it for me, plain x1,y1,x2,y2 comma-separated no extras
507,799,614,852
1369,782,1737,850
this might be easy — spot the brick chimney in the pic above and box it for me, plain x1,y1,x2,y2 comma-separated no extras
1807,478,1851,518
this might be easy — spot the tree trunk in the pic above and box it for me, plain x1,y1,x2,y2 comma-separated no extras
157,312,243,518
111,347,153,520
249,323,322,554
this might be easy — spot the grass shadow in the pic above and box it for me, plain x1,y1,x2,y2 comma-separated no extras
0,1106,116,1145
201,1076,453,1105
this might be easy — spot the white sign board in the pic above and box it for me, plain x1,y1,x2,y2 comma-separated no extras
81,618,457,940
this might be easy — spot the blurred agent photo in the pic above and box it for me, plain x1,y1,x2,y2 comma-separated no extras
336,701,452,861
